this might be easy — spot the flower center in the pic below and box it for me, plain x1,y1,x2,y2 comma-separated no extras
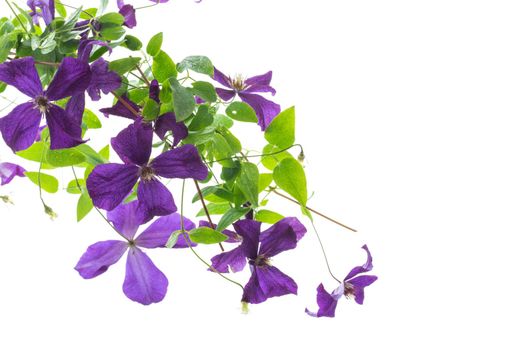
251,255,271,267
33,95,50,113
344,282,355,298
140,166,156,181
231,74,246,91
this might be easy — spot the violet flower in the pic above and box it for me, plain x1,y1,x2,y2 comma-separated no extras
213,68,281,130
86,120,208,216
210,218,307,304
75,200,195,305
0,162,26,186
117,0,137,28
306,245,378,318
27,0,55,26
0,57,91,152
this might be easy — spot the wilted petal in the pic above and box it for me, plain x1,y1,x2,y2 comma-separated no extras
100,94,141,120
74,240,128,279
154,113,188,143
136,213,195,248
242,265,297,304
149,144,208,180
259,217,307,257
45,104,85,150
305,283,342,318
0,162,26,186
123,247,168,305
107,200,150,240
137,179,177,217
344,245,374,281
244,71,273,87
111,121,153,166
238,92,280,131
86,163,139,211
216,88,236,101
0,102,41,152
233,219,261,260
46,57,91,101
0,57,42,97
87,59,122,101
210,246,247,273
212,67,232,88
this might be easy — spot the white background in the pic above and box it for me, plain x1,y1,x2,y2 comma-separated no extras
1,0,524,348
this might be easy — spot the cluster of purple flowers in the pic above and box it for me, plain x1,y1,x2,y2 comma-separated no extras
0,0,377,316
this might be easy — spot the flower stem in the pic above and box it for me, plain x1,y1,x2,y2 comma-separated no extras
310,219,341,284
194,179,225,252
135,64,150,87
206,144,303,165
4,0,31,36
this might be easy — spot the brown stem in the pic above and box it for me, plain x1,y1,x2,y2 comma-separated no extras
135,64,150,87
110,91,142,118
270,188,358,232
193,179,225,251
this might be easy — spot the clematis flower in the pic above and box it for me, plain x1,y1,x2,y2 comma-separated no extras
75,200,195,305
213,67,281,130
86,120,208,216
210,218,307,304
0,162,26,186
27,0,55,26
0,57,91,152
117,0,170,29
305,245,378,318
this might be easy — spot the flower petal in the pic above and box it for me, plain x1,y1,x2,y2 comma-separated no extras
137,179,177,217
233,219,261,260
87,59,122,101
243,84,276,95
348,275,378,305
259,217,307,257
123,247,168,305
65,94,86,127
111,121,153,166
86,163,139,211
305,283,342,318
238,92,281,131
150,144,208,180
216,88,236,101
154,112,188,144
74,240,128,279
344,245,374,281
242,265,298,304
210,246,247,273
118,3,137,29
100,94,141,120
0,162,26,186
0,102,41,152
244,71,273,87
136,213,196,249
149,80,160,103
45,104,85,150
0,57,42,97
212,67,232,88
107,200,150,240
78,39,113,62
46,57,91,101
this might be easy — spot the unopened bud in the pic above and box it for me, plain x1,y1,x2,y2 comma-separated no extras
0,195,13,205
44,204,58,220
298,150,305,164
241,301,250,314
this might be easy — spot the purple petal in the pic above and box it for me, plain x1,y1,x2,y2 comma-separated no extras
136,213,196,249
78,39,113,62
344,245,374,281
0,162,26,186
86,163,139,211
242,265,297,304
233,219,261,260
259,217,307,258
74,240,128,279
100,95,141,120
244,71,273,87
111,121,153,166
212,67,232,88
87,59,122,101
0,102,41,152
107,200,150,240
199,220,240,243
0,57,42,97
154,113,188,143
348,275,378,305
46,57,91,101
45,104,85,150
238,92,281,131
65,93,85,129
210,246,247,273
305,283,342,318
119,3,137,28
150,144,208,180
123,247,168,305
149,80,160,103
216,88,236,101
137,179,177,217
243,84,276,95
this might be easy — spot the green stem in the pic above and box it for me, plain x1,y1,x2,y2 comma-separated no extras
310,219,341,284
194,179,225,251
207,144,303,165
4,0,31,36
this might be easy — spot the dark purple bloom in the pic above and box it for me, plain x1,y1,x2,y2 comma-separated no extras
306,245,378,318
0,57,91,152
75,200,194,305
117,0,137,29
213,68,281,130
210,218,306,304
0,162,26,186
86,120,207,216
27,0,55,26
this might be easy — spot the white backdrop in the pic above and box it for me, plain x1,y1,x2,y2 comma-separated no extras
1,0,524,349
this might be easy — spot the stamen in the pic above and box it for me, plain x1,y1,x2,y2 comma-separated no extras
231,74,246,91
140,166,156,181
33,95,50,113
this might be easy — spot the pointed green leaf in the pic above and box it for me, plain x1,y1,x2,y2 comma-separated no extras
178,55,213,76
191,81,217,102
196,203,231,217
169,77,195,121
216,207,251,232
237,162,259,206
273,158,307,206
46,148,86,167
255,209,285,224
25,172,59,193
146,32,163,57
226,102,257,123
264,106,295,149
189,227,228,244
77,191,93,221
109,57,141,75
153,50,177,82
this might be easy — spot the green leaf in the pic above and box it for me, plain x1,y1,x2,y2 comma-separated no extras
99,145,110,160
153,50,177,82
261,144,293,171
189,227,228,244
100,26,126,41
265,106,295,149
98,12,124,25
169,77,195,121
273,158,308,206
237,162,259,206
83,109,102,129
25,172,59,193
109,57,141,75
123,35,142,51
216,207,251,232
189,105,213,131
192,186,234,203
142,98,160,121
66,179,84,194
196,203,231,217
146,32,163,57
76,144,107,165
79,8,98,20
178,55,213,76
191,81,217,103
255,209,284,224
16,142,53,169
77,191,93,221
226,102,258,123
46,148,86,167
166,230,182,248
258,173,273,192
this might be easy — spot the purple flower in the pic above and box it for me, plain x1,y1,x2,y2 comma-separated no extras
117,0,137,29
213,68,281,130
0,162,26,186
75,200,195,305
210,218,307,304
306,245,378,318
86,120,208,216
27,0,55,26
0,57,91,152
